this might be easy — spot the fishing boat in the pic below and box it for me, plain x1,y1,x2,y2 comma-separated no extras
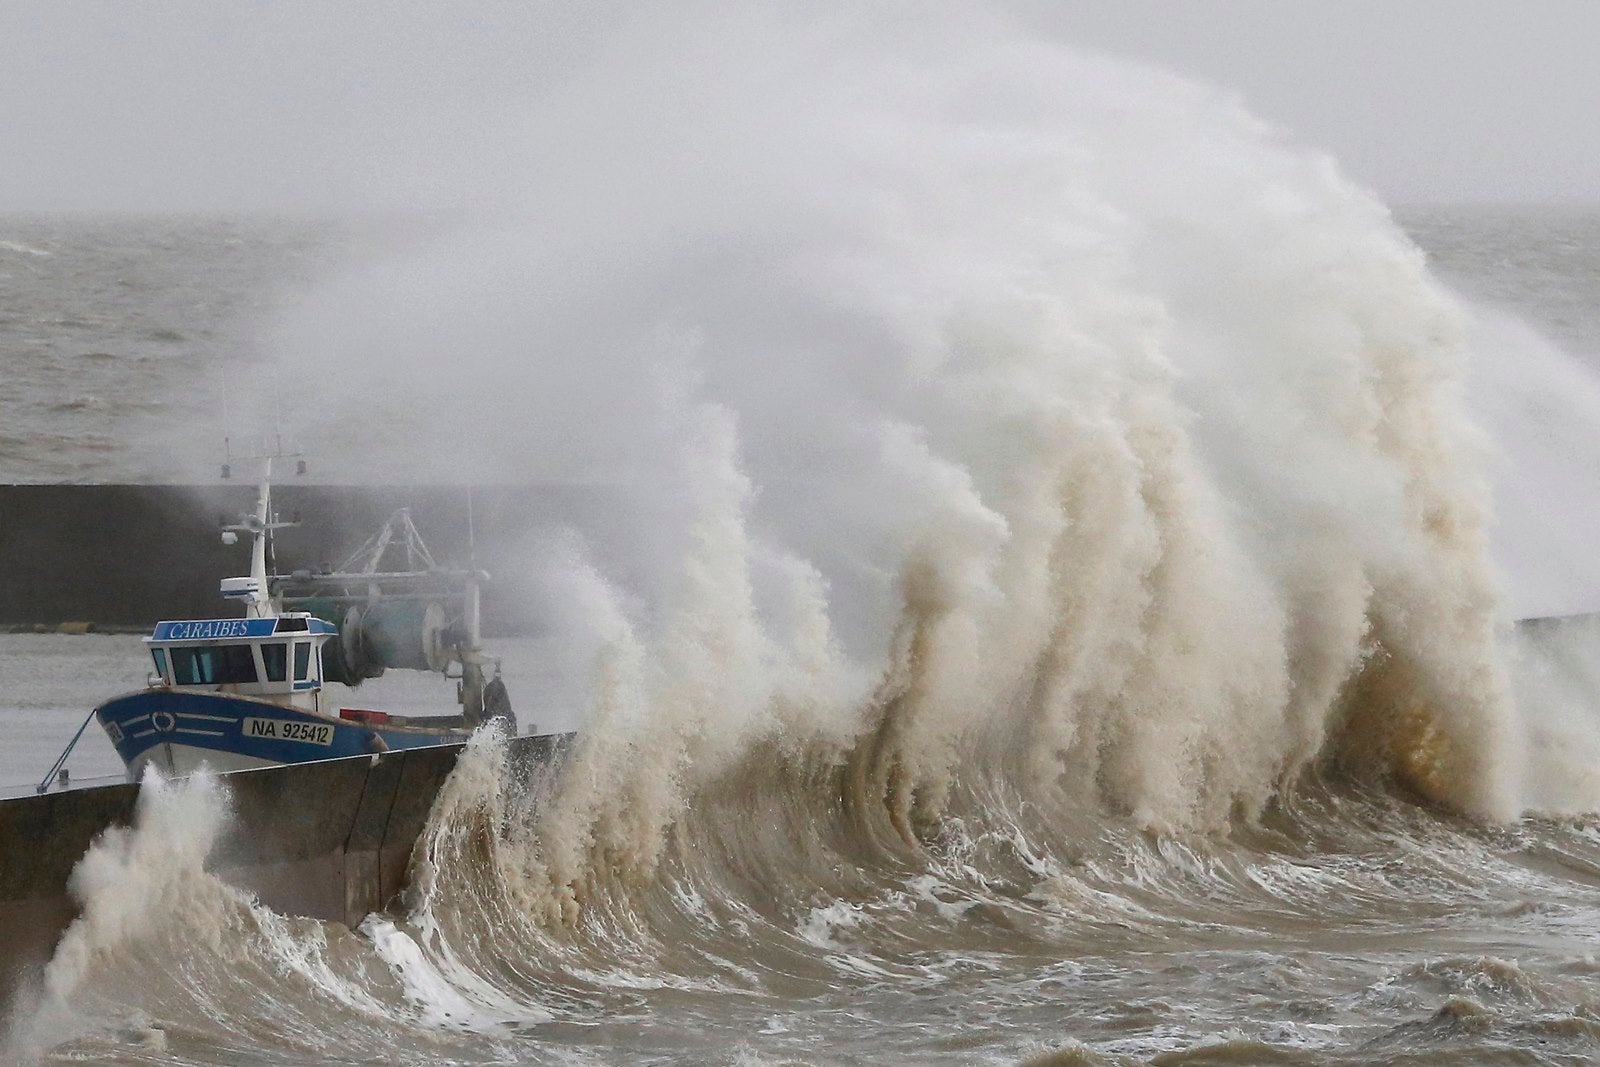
92,452,516,779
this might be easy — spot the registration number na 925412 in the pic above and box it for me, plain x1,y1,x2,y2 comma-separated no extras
243,717,334,746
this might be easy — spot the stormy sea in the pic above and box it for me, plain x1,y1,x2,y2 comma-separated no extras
5,13,1600,1065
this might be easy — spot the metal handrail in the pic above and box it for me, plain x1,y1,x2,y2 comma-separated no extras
35,708,97,794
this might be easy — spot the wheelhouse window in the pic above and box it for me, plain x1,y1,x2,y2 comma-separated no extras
150,648,169,679
260,641,287,682
293,642,311,682
169,643,259,685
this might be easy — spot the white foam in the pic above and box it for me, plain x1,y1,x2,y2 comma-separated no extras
361,916,545,1030
45,767,240,1001
796,900,864,950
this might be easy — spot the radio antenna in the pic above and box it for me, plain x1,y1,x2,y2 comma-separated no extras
220,359,233,472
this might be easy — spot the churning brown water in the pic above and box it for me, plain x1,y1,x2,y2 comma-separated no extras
6,10,1600,1064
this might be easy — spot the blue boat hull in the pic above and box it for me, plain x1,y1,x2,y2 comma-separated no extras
95,689,469,779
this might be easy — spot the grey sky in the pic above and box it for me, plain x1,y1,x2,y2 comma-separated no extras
1022,0,1600,206
2,1,1597,213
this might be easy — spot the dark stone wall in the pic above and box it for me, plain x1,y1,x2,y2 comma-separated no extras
0,733,570,1013
0,484,616,635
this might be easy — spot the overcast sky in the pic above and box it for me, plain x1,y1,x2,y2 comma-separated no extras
1023,0,1600,206
2,1,1597,213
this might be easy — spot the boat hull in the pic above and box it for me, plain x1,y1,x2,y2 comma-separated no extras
95,689,470,780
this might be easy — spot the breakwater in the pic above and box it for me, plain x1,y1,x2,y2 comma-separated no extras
0,732,569,1014
0,484,618,635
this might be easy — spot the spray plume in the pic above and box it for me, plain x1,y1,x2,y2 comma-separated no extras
250,8,1554,915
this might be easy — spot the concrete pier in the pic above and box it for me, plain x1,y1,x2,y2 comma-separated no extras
0,733,568,1014
0,484,623,635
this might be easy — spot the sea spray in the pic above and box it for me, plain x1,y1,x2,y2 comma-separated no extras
46,768,239,1001
249,7,1553,918
479,406,861,920
360,734,549,1032
3,768,241,1057
1508,615,1600,813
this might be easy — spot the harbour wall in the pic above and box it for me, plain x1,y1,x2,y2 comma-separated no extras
0,484,623,635
0,733,569,1015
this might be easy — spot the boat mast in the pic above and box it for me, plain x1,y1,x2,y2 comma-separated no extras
247,456,274,618
222,443,301,619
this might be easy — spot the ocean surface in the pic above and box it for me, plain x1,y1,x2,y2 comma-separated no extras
7,45,1600,1067
4,207,1599,483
